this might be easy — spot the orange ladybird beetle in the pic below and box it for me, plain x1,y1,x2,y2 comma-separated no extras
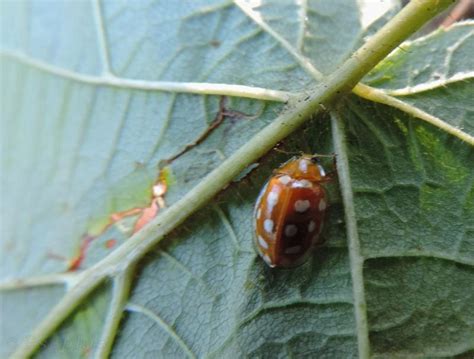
254,154,331,268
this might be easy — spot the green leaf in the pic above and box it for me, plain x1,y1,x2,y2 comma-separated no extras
246,0,363,75
1,1,472,358
364,22,474,136
365,23,474,91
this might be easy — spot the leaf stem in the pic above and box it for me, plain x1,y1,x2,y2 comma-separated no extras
11,1,453,357
95,265,136,358
331,110,370,359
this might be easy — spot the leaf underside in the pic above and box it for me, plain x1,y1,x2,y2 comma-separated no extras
1,1,473,358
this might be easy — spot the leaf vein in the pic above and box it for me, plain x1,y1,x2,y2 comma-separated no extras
0,50,289,102
331,112,370,359
125,302,197,359
233,0,323,80
92,0,113,76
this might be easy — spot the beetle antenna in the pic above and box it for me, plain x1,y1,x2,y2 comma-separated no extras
273,147,301,155
310,152,336,159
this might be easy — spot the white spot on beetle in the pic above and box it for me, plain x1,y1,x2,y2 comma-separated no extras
264,219,274,233
262,254,273,266
258,235,268,249
294,200,310,213
308,220,316,232
284,224,298,237
279,175,291,185
284,246,302,254
267,191,279,206
299,159,308,172
293,179,312,188
319,199,326,211
257,208,262,219
317,164,326,176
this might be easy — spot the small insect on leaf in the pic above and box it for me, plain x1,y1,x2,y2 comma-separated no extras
254,154,332,268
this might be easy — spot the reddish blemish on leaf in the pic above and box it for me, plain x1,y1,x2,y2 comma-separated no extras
133,200,159,233
67,235,94,271
64,168,170,270
129,172,169,233
99,169,170,235
105,239,117,249
109,208,143,223
81,346,91,358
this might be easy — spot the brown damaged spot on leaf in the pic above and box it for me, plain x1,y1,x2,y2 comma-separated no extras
81,345,91,358
105,238,117,249
64,168,171,271
67,234,94,271
60,97,260,271
161,96,262,167
108,167,170,232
